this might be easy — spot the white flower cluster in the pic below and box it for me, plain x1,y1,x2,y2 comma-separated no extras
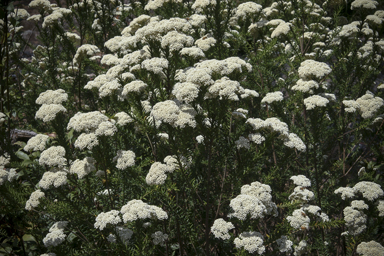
294,240,308,256
150,100,196,128
39,146,67,167
122,80,147,96
98,79,122,98
42,8,71,28
287,209,310,230
210,218,235,240
298,60,332,80
74,133,99,150
0,168,18,185
29,0,51,10
192,0,216,13
335,181,384,201
69,157,96,179
207,77,244,101
73,44,100,64
247,117,289,136
151,231,168,246
234,2,262,20
120,199,168,222
141,57,168,76
282,133,307,152
25,189,45,210
95,121,117,136
261,91,283,105
180,46,205,59
290,175,311,187
351,0,378,10
343,99,360,113
36,89,68,105
35,104,67,122
291,79,319,93
195,35,217,51
343,206,367,235
234,231,265,254
356,240,384,256
67,111,109,132
24,134,49,152
356,91,384,119
276,235,293,253
289,186,315,203
39,171,67,189
334,187,355,200
161,31,194,53
271,22,292,38
43,221,68,247
114,112,133,126
378,200,384,216
0,112,6,125
113,150,135,170
94,210,121,230
353,181,384,201
146,156,178,185
228,181,277,220
145,0,181,11
304,95,329,110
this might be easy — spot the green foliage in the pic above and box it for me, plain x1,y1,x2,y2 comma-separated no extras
1,0,384,255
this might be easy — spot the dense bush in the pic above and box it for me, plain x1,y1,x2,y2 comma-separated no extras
1,0,384,255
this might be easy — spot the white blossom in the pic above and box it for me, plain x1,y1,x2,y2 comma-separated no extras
141,57,168,76
261,91,283,105
356,91,384,119
353,181,384,201
43,221,68,247
304,95,329,110
114,112,133,126
113,150,135,170
289,186,315,203
74,133,99,150
287,209,310,230
283,133,306,152
24,134,49,152
351,0,378,10
161,31,194,52
276,235,293,253
356,241,384,256
120,199,168,222
122,80,147,96
298,60,332,80
67,111,108,132
69,157,96,179
271,22,292,38
211,218,234,240
94,210,122,230
234,231,265,254
25,189,45,210
378,200,384,216
39,171,67,189
294,240,307,256
343,206,367,235
39,146,66,167
35,104,67,122
292,79,319,93
95,121,117,137
335,187,355,200
290,175,311,187
195,35,217,51
36,89,68,105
